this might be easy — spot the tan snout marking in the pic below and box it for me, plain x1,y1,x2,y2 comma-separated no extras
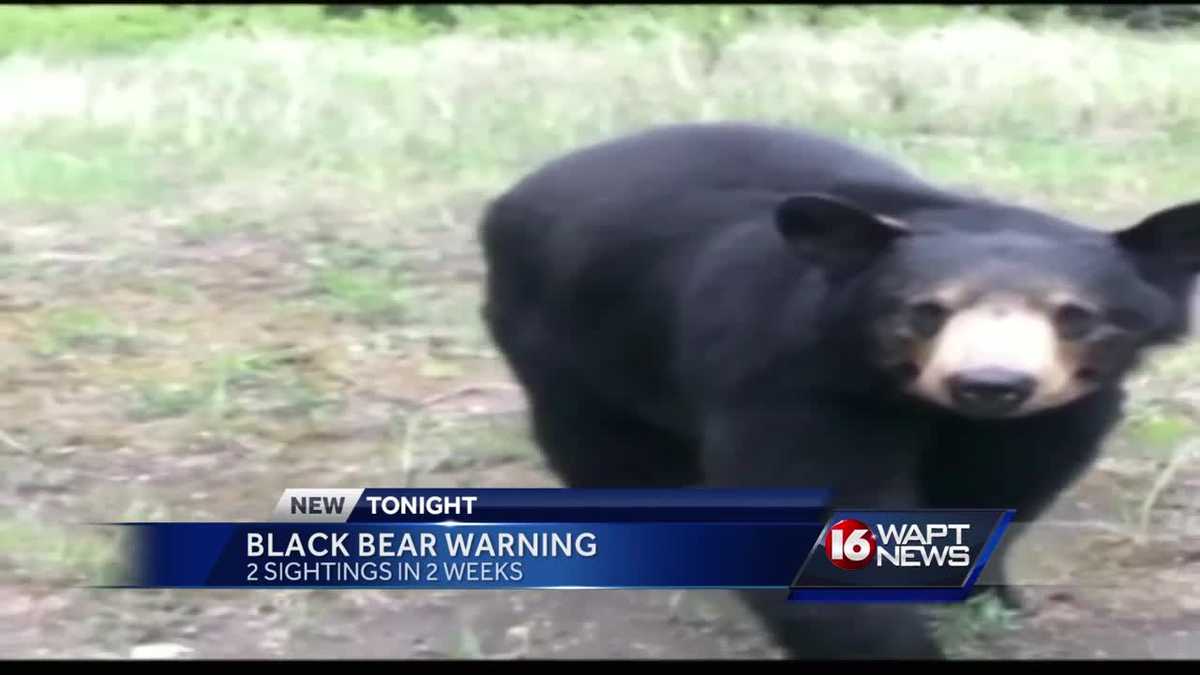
909,297,1091,416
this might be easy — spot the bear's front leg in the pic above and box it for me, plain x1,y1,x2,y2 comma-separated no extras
700,401,943,660
919,387,1126,612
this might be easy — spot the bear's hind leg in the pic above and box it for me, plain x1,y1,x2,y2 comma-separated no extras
487,301,700,488
701,403,944,659
525,385,702,489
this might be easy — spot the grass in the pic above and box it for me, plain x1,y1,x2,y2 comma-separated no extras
3,14,1200,212
934,593,1024,658
128,349,334,424
313,267,411,325
0,6,434,58
131,382,209,422
0,519,122,584
147,280,200,303
0,140,157,206
179,213,265,244
453,626,486,659
0,6,1094,60
34,308,140,357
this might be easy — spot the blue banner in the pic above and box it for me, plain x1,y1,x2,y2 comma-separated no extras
101,489,1013,602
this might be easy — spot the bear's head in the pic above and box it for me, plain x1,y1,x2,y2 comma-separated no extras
776,190,1200,419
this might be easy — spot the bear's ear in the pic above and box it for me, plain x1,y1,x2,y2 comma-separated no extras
775,193,909,271
1114,199,1200,273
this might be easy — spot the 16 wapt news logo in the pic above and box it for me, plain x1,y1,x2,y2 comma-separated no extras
824,518,971,571
788,510,1013,601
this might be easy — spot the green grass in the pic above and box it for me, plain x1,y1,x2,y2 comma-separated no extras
34,308,140,357
1118,341,1200,459
179,213,265,244
2,11,1198,215
128,349,334,424
3,6,1189,61
452,625,486,659
934,593,1024,657
893,130,1200,218
306,242,414,325
0,519,122,584
0,251,25,280
0,6,1057,60
0,5,433,58
148,279,200,303
1127,414,1199,453
313,267,411,325
0,140,157,206
131,382,209,422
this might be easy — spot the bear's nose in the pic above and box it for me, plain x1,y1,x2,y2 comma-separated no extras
946,368,1035,417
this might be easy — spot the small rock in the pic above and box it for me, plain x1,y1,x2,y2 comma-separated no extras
130,643,194,659
1047,591,1076,604
505,624,531,645
1180,594,1200,612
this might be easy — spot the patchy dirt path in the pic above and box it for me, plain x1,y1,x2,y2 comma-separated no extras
1,195,1199,660
3,433,1200,660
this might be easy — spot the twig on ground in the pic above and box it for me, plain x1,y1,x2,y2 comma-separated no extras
395,382,524,486
0,429,30,454
667,31,698,93
1136,439,1200,544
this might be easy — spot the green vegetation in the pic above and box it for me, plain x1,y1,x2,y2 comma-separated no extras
0,519,122,584
129,349,332,423
313,266,411,325
933,593,1023,658
179,213,265,244
3,6,1198,60
2,6,1198,212
34,308,140,356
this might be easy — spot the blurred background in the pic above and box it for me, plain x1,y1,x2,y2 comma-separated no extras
1,4,1199,659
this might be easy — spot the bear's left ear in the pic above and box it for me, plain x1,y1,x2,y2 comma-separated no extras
776,193,910,272
1114,200,1200,273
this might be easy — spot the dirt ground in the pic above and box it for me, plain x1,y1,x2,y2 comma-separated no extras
4,435,1200,660
1,191,1199,660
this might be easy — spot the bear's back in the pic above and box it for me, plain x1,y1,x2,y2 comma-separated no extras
502,122,929,215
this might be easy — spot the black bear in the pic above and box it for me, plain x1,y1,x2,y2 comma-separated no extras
477,122,1200,659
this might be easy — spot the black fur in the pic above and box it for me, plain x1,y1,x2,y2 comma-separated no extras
478,122,1200,659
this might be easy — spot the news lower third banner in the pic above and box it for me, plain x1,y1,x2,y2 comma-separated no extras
101,489,1014,603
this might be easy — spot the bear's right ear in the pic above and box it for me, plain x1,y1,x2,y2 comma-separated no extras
775,193,909,272
1114,199,1200,273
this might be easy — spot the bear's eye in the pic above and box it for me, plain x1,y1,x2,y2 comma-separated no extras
1054,303,1099,340
909,301,949,338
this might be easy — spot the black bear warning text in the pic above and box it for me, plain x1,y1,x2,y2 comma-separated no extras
241,529,598,585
